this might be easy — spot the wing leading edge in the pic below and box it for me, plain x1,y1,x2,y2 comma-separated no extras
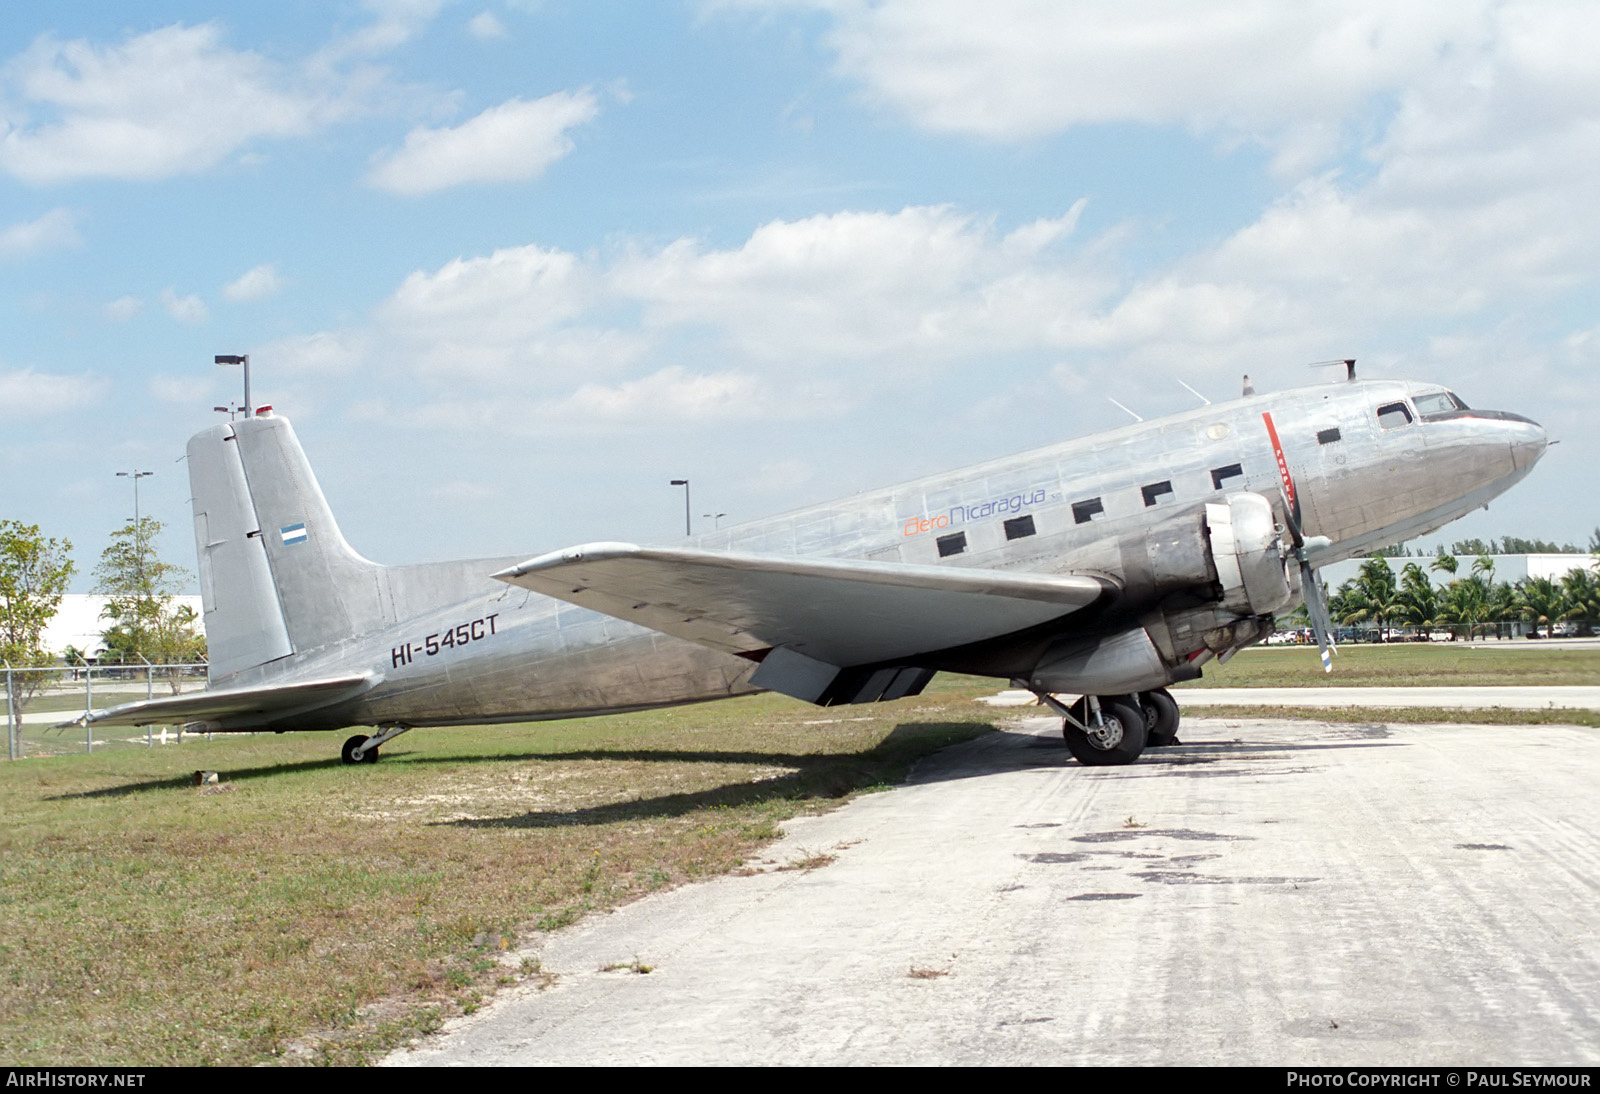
494,543,1116,705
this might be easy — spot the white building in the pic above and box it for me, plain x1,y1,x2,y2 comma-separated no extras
38,594,205,659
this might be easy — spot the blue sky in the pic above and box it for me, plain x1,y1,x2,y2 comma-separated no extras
3,1,1596,590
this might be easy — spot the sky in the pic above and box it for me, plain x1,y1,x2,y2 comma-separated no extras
3,0,1596,592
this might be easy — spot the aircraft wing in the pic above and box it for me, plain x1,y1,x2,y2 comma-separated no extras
494,543,1115,705
59,673,378,730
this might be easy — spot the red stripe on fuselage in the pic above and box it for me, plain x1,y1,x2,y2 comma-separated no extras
1261,411,1296,511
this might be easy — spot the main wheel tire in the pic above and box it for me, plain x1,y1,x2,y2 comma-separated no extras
341,734,370,765
1141,687,1181,747
1063,697,1148,766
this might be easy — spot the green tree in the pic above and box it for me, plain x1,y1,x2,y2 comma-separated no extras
1560,566,1600,636
1336,557,1403,641
1394,563,1439,636
1437,574,1491,640
92,518,201,687
1,522,76,731
1486,576,1519,637
1515,576,1565,639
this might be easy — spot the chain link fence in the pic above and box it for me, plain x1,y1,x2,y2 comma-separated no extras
3,661,210,759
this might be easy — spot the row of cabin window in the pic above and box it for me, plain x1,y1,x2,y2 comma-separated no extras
933,462,1248,557
1070,462,1246,526
936,514,1035,558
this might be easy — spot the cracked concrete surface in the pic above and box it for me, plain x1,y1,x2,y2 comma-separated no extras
386,715,1600,1067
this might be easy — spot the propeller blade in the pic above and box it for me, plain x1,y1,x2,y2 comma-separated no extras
1300,557,1336,673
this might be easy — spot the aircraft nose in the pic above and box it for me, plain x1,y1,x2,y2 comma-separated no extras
1509,417,1547,472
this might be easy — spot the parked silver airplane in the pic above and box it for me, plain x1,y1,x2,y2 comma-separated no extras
76,366,1546,765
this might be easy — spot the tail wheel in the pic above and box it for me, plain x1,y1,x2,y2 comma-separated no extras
1141,688,1181,747
341,734,378,765
1062,697,1148,766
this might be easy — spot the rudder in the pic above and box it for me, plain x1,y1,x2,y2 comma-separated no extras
189,414,386,682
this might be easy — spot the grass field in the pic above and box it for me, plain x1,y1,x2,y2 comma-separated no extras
1178,641,1600,689
0,678,997,1066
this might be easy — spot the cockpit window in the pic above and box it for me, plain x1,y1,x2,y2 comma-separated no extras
1377,401,1414,429
1414,390,1470,420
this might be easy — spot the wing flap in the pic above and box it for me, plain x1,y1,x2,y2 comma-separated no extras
493,542,1114,668
61,673,378,730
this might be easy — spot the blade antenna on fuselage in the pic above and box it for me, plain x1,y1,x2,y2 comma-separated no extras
1108,398,1143,423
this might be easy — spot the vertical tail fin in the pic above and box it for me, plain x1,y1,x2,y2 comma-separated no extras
189,414,384,682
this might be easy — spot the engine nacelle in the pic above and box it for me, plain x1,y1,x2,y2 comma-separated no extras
1206,493,1294,616
1025,493,1295,695
1029,627,1179,696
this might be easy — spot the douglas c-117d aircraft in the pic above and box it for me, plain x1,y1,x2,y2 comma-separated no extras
76,363,1546,766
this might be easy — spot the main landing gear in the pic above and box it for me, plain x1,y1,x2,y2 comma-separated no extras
340,725,413,765
1031,688,1182,766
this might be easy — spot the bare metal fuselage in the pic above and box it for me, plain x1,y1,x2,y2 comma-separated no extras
220,377,1542,733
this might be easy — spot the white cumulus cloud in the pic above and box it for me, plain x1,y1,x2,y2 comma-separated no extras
223,263,284,301
159,288,208,324
782,0,1490,171
366,90,600,194
102,294,142,321
467,12,509,40
0,208,81,258
0,24,352,184
0,367,105,415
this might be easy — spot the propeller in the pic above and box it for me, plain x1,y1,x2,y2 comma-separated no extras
1261,410,1336,672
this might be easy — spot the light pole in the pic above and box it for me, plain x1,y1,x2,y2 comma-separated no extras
116,470,154,590
215,354,250,416
213,403,242,421
670,479,691,536
703,512,726,530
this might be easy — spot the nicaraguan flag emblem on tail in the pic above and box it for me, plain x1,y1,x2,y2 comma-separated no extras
280,522,308,546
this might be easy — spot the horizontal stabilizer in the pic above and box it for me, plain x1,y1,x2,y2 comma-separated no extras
60,673,379,730
494,543,1113,669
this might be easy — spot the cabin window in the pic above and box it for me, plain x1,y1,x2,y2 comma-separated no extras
936,531,967,557
1071,498,1104,524
1003,514,1036,541
1210,463,1244,490
1377,402,1413,429
1317,427,1342,445
1141,481,1174,507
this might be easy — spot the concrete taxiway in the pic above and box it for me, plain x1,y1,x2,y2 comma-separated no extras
1176,686,1600,710
387,714,1600,1067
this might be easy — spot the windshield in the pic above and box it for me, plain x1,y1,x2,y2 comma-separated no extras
1414,390,1469,419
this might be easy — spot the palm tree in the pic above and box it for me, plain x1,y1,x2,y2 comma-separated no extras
1515,576,1564,639
1438,574,1491,640
1560,567,1600,637
1337,558,1404,641
1394,563,1439,637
